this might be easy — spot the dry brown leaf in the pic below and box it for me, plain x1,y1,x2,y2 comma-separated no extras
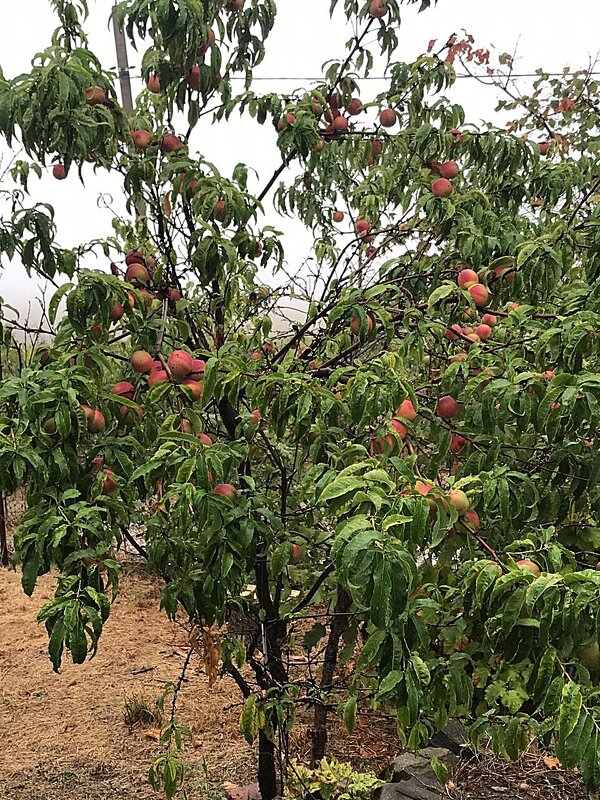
144,728,161,741
544,755,561,770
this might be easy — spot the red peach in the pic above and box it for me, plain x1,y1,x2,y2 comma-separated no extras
379,108,397,127
469,284,490,307
458,269,479,289
432,178,453,197
436,396,459,419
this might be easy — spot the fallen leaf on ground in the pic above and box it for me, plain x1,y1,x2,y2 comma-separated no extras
544,755,561,770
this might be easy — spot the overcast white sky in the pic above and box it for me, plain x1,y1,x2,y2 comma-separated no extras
0,0,598,321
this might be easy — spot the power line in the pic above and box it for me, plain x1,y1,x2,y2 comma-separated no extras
120,70,600,83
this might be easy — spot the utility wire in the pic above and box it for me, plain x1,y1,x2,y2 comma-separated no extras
116,70,600,82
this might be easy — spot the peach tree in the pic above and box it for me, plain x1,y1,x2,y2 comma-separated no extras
0,0,600,797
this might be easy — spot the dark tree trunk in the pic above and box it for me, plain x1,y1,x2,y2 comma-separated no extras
311,586,351,766
258,730,278,800
253,553,288,799
0,496,9,567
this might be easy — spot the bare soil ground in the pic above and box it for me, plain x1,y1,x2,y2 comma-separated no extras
0,562,255,799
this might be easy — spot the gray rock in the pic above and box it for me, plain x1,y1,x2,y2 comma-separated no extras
429,720,470,755
419,746,458,771
379,780,443,800
392,752,430,782
392,747,456,786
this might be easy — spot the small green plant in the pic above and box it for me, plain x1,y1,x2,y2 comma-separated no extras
189,760,225,800
123,693,162,730
288,758,382,800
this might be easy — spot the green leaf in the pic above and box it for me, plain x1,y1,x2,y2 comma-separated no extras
343,695,357,733
427,282,455,310
303,623,326,650
558,682,583,742
49,282,73,324
320,476,364,502
270,541,293,577
501,586,526,636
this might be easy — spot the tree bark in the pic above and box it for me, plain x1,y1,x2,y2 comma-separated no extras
253,553,288,798
311,586,351,766
0,496,9,567
258,730,278,800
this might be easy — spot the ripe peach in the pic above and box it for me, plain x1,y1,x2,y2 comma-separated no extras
131,350,154,374
333,116,349,132
432,178,453,197
450,434,468,454
369,0,389,17
436,395,459,419
160,134,184,153
119,404,143,426
112,381,135,400
187,65,200,91
379,108,396,127
125,250,146,267
469,284,490,307
388,419,406,441
197,29,216,57
189,359,206,379
458,269,479,289
148,369,169,388
181,378,203,401
101,469,117,494
355,219,370,236
370,436,386,455
463,509,480,531
90,455,105,476
481,313,497,327
198,433,213,446
350,315,373,335
147,74,161,94
125,263,150,285
167,350,194,378
439,160,459,179
131,130,152,150
396,399,417,421
88,410,106,433
516,559,541,577
475,323,492,341
277,113,296,131
180,419,193,434
214,200,226,221
332,211,345,223
214,483,237,500
448,489,469,515
53,164,67,180
346,98,363,116
291,543,302,562
445,323,463,341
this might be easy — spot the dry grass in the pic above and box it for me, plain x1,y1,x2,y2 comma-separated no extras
123,693,163,730
448,747,592,800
